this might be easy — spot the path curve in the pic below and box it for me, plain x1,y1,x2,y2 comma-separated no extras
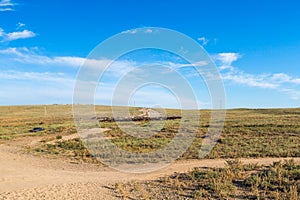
1,144,300,199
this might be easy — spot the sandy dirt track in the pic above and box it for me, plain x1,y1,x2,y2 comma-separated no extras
1,143,300,199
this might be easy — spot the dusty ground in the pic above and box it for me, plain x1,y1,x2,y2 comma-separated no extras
1,140,300,200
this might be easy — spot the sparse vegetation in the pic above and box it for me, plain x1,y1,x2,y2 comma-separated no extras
114,159,300,199
35,138,97,163
1,106,300,162
0,105,300,199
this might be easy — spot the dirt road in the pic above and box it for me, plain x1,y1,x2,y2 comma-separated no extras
1,143,300,199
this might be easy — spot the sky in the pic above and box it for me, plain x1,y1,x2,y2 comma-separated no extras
0,0,299,108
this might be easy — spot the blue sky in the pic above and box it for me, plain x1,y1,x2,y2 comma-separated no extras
0,0,299,108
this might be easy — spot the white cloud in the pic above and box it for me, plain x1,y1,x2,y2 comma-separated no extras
0,0,15,12
220,67,300,90
215,52,240,66
0,7,12,11
164,60,208,69
0,66,207,108
0,47,85,66
52,56,86,66
0,47,134,77
145,29,153,33
121,29,138,34
5,30,36,41
0,0,13,6
271,73,300,84
121,28,155,35
0,27,37,42
291,79,300,84
0,47,28,56
222,72,278,89
219,65,234,71
0,71,75,105
215,52,300,99
216,52,276,88
197,37,209,46
0,28,4,37
1,47,299,103
0,47,209,77
280,88,300,100
0,70,74,84
16,22,25,29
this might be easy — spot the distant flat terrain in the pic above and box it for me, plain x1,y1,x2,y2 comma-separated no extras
0,105,299,199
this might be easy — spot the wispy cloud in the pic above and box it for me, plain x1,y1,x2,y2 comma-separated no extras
16,22,26,29
222,72,278,89
0,47,211,107
197,37,209,46
0,68,206,108
121,28,155,34
0,7,12,11
1,46,299,102
161,61,208,69
0,70,74,84
0,47,138,79
215,52,240,66
0,47,209,75
0,0,14,7
0,27,36,42
0,28,4,37
0,0,15,12
215,52,300,99
271,73,300,84
0,47,85,66
5,30,36,41
3,47,299,87
0,70,75,105
280,88,300,100
121,29,138,34
145,28,153,33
